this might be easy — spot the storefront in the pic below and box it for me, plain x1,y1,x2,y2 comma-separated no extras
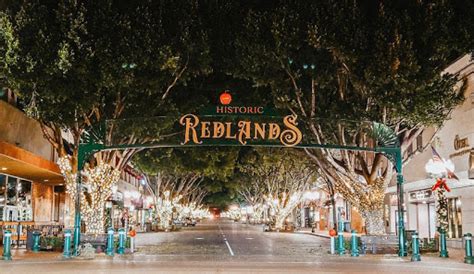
386,178,468,246
385,54,474,248
446,196,463,239
407,189,436,239
297,191,364,233
0,174,33,222
106,189,124,229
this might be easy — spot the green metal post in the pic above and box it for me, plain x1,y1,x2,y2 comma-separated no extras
396,173,407,257
350,230,359,257
2,230,12,261
337,210,345,255
464,233,474,264
439,228,449,258
32,231,41,252
117,228,125,255
63,229,72,258
106,228,114,256
411,231,421,262
73,172,82,256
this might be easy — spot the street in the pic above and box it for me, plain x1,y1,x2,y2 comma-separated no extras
135,219,327,259
1,219,473,273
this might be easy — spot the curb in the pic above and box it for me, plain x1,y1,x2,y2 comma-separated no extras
294,231,330,239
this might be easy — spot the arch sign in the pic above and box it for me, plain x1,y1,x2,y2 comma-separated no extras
179,113,302,147
73,91,407,258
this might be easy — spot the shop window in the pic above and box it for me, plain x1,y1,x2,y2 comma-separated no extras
18,180,32,207
53,192,60,222
447,197,462,238
7,176,17,206
18,180,32,221
344,201,351,221
0,174,6,204
0,175,32,221
53,186,65,222
0,174,5,221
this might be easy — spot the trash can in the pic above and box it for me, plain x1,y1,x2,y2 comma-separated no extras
344,221,351,232
26,230,37,250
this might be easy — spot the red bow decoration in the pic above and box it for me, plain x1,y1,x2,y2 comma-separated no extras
431,178,451,192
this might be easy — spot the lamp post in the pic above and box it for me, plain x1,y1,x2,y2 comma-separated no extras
73,175,81,256
425,156,456,259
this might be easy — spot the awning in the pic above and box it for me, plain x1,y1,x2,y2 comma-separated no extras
0,141,63,184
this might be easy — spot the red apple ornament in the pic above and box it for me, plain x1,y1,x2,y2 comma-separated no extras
220,91,232,105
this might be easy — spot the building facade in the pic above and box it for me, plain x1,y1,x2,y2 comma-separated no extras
1,89,155,238
385,54,474,248
297,190,364,233
0,90,69,243
107,160,154,232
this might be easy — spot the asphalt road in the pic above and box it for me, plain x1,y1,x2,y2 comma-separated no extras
135,218,327,260
1,219,474,273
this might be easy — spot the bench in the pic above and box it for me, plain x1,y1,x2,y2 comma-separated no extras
80,234,107,251
360,235,399,254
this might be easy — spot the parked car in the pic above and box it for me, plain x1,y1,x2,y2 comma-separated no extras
183,218,196,227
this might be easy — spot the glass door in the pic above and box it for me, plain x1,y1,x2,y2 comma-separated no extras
447,198,462,238
0,174,5,221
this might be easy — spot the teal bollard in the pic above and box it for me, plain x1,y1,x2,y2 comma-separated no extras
337,219,345,255
439,228,449,258
2,230,12,261
63,229,72,258
464,233,474,264
411,231,421,262
330,236,336,254
106,228,114,256
117,228,125,255
350,230,359,257
32,231,41,253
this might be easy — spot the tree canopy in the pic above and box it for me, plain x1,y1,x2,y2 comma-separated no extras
1,0,473,212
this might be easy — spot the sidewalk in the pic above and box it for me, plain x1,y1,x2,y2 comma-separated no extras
4,249,63,261
295,228,469,265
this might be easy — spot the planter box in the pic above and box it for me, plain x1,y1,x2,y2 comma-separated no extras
360,235,399,254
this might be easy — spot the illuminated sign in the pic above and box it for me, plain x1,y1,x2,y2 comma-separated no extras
216,106,264,114
408,189,433,202
454,134,470,150
215,90,266,115
179,114,302,147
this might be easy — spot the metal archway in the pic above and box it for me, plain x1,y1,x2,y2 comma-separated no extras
72,114,407,257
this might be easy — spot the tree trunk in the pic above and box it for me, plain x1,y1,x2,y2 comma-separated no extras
361,208,385,235
331,197,337,230
275,214,286,230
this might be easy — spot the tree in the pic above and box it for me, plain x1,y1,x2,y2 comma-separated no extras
135,146,242,218
237,175,266,223
240,148,315,230
0,0,211,231
232,1,474,234
144,172,204,231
